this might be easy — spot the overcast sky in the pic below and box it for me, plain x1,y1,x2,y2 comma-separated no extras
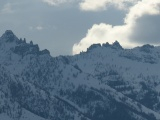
0,0,160,56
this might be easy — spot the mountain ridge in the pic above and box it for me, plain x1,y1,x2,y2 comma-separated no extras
0,30,160,120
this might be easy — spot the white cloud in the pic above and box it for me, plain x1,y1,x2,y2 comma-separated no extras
73,0,160,54
72,23,132,54
36,26,43,30
125,0,160,24
29,25,44,31
43,0,73,6
80,0,109,11
79,0,139,11
42,0,138,9
1,3,14,14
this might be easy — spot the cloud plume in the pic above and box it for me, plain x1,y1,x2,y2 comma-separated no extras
73,0,160,54
43,0,73,6
79,0,139,11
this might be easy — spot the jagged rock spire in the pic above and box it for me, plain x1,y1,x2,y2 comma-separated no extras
0,30,18,42
87,43,101,51
112,41,123,50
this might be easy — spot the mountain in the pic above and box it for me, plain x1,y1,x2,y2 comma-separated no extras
0,30,160,120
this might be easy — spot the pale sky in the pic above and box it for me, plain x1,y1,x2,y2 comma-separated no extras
0,0,160,56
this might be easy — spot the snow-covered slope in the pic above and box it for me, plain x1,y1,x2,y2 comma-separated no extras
0,30,160,120
69,41,160,112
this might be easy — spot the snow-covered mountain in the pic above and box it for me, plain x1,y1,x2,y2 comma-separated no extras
0,30,160,120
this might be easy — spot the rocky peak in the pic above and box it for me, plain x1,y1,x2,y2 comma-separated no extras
0,30,18,42
87,43,101,52
112,41,123,50
86,41,123,53
102,42,111,47
4,30,14,35
0,30,50,57
139,44,154,53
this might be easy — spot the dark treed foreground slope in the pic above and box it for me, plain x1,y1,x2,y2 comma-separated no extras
1,30,160,120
